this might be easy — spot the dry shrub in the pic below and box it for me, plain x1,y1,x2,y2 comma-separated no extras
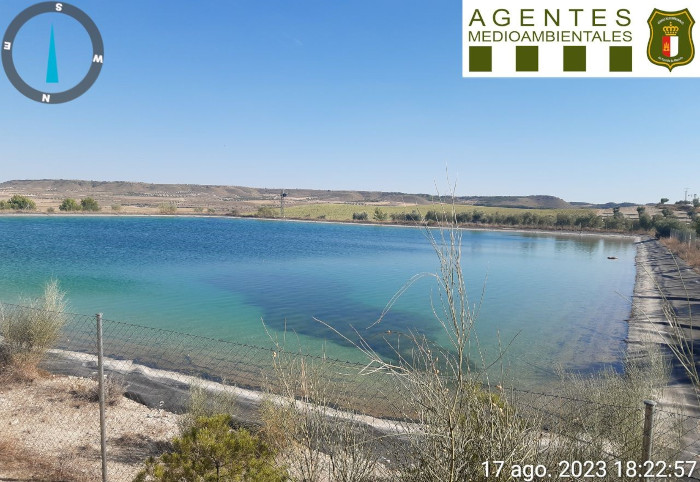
179,382,240,433
111,432,174,465
158,202,177,214
335,220,540,482
661,237,700,273
0,438,93,482
0,280,67,382
70,374,127,406
0,356,49,383
529,343,679,480
262,355,387,482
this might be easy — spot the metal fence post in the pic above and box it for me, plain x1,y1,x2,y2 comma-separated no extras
97,313,108,482
642,399,656,476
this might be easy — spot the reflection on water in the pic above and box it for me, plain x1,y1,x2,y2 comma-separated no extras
0,217,636,388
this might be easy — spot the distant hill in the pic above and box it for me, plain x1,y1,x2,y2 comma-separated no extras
457,195,572,209
0,179,574,211
571,201,638,209
0,179,430,204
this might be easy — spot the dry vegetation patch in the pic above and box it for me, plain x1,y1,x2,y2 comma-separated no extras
661,237,700,273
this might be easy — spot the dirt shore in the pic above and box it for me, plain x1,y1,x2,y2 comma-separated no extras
0,374,180,481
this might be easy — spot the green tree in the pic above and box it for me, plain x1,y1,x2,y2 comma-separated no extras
80,197,100,212
135,415,287,481
654,217,682,237
661,207,674,218
660,198,669,205
555,212,573,226
373,207,387,221
638,213,653,230
574,211,602,229
59,198,80,212
7,195,36,210
693,197,700,209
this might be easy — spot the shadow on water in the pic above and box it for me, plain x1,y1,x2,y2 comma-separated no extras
207,269,447,363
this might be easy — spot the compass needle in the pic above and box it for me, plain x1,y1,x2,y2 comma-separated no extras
46,24,58,83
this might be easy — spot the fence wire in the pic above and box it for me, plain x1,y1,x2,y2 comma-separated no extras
1,302,699,481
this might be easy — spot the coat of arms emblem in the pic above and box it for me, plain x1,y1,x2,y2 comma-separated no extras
648,9,695,71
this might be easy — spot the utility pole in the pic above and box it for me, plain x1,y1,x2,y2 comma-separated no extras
280,190,287,218
685,187,690,202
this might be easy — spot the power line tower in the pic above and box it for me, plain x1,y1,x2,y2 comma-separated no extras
685,187,691,202
280,190,287,218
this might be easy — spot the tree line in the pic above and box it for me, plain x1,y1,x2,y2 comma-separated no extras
354,203,700,239
0,195,100,212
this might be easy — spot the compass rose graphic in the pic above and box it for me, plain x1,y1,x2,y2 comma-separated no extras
2,2,104,104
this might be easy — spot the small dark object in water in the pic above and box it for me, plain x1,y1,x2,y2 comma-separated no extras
607,256,618,260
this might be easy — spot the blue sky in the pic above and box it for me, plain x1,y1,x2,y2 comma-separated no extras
0,0,697,204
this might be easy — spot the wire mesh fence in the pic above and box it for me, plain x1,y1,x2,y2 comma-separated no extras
508,388,700,479
1,302,699,481
671,228,699,247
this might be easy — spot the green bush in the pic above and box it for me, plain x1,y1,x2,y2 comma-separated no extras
352,211,368,221
574,212,602,229
425,210,449,223
135,414,287,482
390,211,422,222
555,212,573,226
59,198,81,212
6,195,36,211
373,207,388,221
654,217,683,237
111,204,122,212
80,197,100,212
455,211,473,223
256,206,276,218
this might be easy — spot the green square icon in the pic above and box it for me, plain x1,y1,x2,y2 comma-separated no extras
563,46,586,72
609,46,632,72
469,46,492,72
516,46,538,72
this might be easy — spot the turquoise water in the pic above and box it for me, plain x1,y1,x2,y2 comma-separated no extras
0,216,637,386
